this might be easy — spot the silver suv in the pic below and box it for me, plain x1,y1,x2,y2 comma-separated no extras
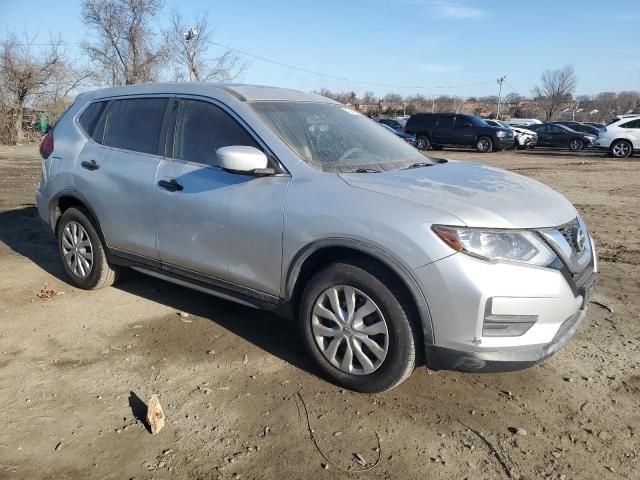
36,83,597,392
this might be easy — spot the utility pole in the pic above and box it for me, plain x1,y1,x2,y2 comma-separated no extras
431,95,435,113
183,27,199,81
496,75,506,119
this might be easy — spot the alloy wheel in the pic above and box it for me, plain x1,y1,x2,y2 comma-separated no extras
570,138,584,151
477,138,491,152
311,285,389,375
61,221,94,278
612,141,631,158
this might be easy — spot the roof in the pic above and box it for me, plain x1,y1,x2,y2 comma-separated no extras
78,82,338,104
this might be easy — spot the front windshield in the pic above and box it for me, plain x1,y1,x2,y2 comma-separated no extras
250,102,431,172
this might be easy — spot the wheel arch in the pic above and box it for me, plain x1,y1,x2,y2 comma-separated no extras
284,239,435,353
49,190,107,245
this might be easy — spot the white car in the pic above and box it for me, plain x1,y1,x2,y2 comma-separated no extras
508,118,543,127
595,114,640,158
485,119,538,149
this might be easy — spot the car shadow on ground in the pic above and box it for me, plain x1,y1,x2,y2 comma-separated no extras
0,205,315,377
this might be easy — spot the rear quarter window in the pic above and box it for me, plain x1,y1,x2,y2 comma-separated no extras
103,98,168,155
621,119,640,128
78,101,108,142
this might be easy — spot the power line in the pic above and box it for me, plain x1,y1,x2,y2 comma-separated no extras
13,40,499,92
208,41,497,91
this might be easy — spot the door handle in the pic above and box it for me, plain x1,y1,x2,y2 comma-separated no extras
158,179,184,192
81,159,100,171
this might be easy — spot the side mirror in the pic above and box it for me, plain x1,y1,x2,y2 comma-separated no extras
216,146,274,176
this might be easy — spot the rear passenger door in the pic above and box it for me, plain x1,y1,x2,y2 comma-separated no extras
432,114,455,144
74,96,169,260
620,119,640,148
155,98,290,297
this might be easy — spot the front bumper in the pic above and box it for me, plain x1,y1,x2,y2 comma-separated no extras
495,137,516,148
425,309,585,372
413,237,596,373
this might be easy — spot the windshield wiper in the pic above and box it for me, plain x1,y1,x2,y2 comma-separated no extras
353,168,381,173
402,162,433,170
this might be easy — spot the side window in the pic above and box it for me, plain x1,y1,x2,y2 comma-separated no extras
103,98,168,154
173,99,260,166
548,125,563,133
79,101,108,142
621,119,640,128
437,115,455,129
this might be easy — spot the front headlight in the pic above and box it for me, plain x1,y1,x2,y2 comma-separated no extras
496,130,507,137
432,225,558,267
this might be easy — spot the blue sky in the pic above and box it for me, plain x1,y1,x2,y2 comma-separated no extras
1,0,639,98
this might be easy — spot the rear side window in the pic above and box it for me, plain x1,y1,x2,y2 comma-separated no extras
79,101,108,141
407,114,435,130
437,115,455,129
172,99,259,166
621,119,640,128
103,98,168,154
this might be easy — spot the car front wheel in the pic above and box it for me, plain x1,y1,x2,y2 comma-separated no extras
415,135,430,150
57,207,119,290
569,138,584,151
299,260,417,393
610,140,632,158
476,136,493,153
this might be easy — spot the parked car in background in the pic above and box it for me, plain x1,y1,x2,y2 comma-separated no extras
378,117,406,131
380,123,417,146
525,123,597,151
396,115,411,121
552,121,601,136
595,114,640,158
484,119,538,149
405,113,515,152
36,83,597,392
508,118,543,127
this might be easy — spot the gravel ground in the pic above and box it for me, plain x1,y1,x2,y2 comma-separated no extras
0,144,638,479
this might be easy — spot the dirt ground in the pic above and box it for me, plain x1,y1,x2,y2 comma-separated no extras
0,144,638,480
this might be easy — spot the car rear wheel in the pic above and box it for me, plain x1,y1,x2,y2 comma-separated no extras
415,135,430,150
57,207,119,290
610,140,632,158
569,138,584,151
476,136,493,153
299,260,417,393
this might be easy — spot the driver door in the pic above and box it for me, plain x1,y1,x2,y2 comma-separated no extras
155,98,290,297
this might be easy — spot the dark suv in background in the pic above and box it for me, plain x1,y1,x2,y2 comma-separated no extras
405,113,515,152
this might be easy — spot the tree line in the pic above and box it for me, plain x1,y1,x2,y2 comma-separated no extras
0,0,244,144
319,66,639,123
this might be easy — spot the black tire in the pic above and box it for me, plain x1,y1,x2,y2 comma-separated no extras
569,138,584,152
415,135,430,150
299,260,418,393
476,136,493,153
610,139,632,158
56,207,119,290
431,145,444,151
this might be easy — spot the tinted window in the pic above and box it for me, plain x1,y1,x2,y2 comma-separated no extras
438,115,455,129
79,101,108,141
548,125,565,133
621,119,640,128
103,98,168,154
526,124,543,132
173,100,259,166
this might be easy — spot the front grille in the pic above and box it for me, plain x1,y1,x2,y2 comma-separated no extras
557,219,582,254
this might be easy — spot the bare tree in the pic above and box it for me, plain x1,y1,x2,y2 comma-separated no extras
168,10,245,82
0,34,64,142
81,0,168,85
532,65,577,121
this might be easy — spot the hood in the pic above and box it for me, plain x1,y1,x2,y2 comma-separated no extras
339,160,577,229
512,126,536,136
